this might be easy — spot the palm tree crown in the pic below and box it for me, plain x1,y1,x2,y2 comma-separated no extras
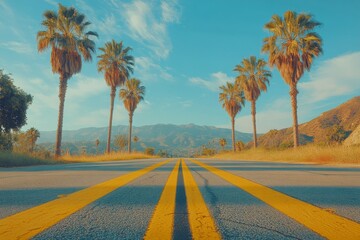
37,4,98,79
97,40,134,87
219,82,245,119
120,78,145,113
262,11,322,85
234,56,271,102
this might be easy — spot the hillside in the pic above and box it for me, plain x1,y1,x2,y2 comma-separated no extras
344,124,360,146
38,124,253,156
257,96,360,148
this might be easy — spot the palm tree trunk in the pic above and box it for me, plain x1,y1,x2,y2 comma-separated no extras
128,112,133,153
231,116,236,152
106,86,116,154
55,76,68,158
290,84,299,148
251,100,257,149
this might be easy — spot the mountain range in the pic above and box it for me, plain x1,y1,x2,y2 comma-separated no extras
39,124,253,156
38,96,360,155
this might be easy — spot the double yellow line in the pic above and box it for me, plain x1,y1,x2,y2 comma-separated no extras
2,159,359,240
144,159,221,240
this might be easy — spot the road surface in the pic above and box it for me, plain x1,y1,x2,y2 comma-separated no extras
0,158,359,239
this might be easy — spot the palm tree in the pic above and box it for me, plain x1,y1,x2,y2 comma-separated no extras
97,40,134,154
219,138,227,151
234,56,271,148
262,11,322,147
37,4,98,157
219,82,245,151
120,78,145,153
27,128,40,152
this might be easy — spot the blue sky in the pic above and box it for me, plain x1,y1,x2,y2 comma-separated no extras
0,0,359,133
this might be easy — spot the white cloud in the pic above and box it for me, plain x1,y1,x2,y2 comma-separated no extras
189,72,233,91
67,74,108,100
161,0,181,23
76,0,119,37
108,0,180,59
135,56,173,81
0,41,33,54
299,51,360,103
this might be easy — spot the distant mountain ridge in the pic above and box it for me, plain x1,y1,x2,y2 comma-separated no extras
39,124,253,156
257,96,360,148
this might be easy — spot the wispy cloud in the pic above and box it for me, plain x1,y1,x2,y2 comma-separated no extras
67,74,108,100
0,41,33,54
299,51,360,103
76,0,119,38
135,56,173,81
161,0,181,23
109,0,180,59
189,72,233,91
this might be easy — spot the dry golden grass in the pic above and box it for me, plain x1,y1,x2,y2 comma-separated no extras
60,151,158,163
210,145,360,165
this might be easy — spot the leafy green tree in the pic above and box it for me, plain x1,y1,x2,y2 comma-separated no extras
262,11,322,148
219,82,245,151
37,4,98,157
120,78,145,153
98,40,134,154
235,56,271,148
0,70,32,150
326,125,347,145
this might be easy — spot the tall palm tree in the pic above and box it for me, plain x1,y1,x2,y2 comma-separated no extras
234,56,271,148
120,78,145,153
262,11,322,147
37,4,97,157
219,82,245,151
98,40,134,154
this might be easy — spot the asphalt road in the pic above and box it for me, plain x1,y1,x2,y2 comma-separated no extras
0,158,359,239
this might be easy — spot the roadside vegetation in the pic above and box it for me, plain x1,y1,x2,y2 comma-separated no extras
60,151,157,163
0,152,61,167
210,145,360,165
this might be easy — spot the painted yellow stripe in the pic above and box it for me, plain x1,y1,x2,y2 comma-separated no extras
182,160,221,240
192,159,360,240
144,160,180,240
0,160,171,240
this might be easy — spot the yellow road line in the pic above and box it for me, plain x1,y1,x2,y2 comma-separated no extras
144,160,180,240
192,159,360,240
182,160,221,240
0,160,171,240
